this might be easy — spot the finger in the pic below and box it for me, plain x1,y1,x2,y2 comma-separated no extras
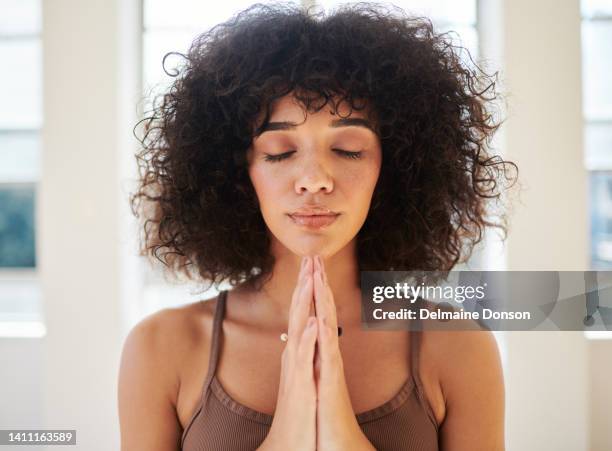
287,257,308,339
313,335,322,382
288,256,307,317
288,257,314,343
313,255,338,329
319,254,328,284
298,316,318,369
317,314,340,361
318,255,338,323
314,256,340,360
305,255,316,317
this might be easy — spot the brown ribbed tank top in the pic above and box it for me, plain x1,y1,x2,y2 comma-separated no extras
181,290,439,450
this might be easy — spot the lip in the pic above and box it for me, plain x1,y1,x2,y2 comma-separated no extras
288,213,340,229
290,206,339,215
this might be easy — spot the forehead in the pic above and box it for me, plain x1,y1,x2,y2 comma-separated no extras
266,92,372,122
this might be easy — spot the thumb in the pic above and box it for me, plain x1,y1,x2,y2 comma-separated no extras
314,341,321,383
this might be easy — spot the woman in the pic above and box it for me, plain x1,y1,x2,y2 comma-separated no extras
119,2,516,450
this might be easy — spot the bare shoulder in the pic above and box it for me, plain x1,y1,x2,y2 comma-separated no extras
122,295,219,378
424,327,504,392
417,299,503,392
421,324,505,450
118,295,219,451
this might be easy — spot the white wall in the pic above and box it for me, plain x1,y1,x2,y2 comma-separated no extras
480,0,590,450
38,0,141,450
0,339,43,429
589,339,612,451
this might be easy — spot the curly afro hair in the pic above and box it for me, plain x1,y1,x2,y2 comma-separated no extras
130,1,518,291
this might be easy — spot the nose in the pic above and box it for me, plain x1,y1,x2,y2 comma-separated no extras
295,158,334,194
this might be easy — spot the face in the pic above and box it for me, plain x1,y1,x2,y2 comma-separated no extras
247,93,382,258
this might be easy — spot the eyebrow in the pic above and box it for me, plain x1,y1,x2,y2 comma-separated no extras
257,117,377,135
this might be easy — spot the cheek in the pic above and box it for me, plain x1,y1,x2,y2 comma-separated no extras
341,161,381,202
364,155,382,195
248,165,287,213
357,165,382,224
249,165,272,197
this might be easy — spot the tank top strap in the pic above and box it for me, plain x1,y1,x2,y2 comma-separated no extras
180,290,228,448
409,296,425,392
409,297,439,430
409,328,424,391
201,289,227,393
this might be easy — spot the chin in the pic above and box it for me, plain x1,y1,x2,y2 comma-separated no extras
278,237,332,257
269,224,357,258
293,236,355,259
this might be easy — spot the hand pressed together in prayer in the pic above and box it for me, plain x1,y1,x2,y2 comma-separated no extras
257,255,375,451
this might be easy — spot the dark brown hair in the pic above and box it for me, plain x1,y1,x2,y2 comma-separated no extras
130,1,518,291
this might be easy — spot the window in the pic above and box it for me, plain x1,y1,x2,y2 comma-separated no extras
0,0,44,337
582,0,612,339
318,0,477,58
143,0,263,110
583,0,612,270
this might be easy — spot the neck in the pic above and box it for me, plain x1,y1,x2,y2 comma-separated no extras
240,240,363,329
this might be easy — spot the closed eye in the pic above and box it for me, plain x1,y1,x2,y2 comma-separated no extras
263,149,363,162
